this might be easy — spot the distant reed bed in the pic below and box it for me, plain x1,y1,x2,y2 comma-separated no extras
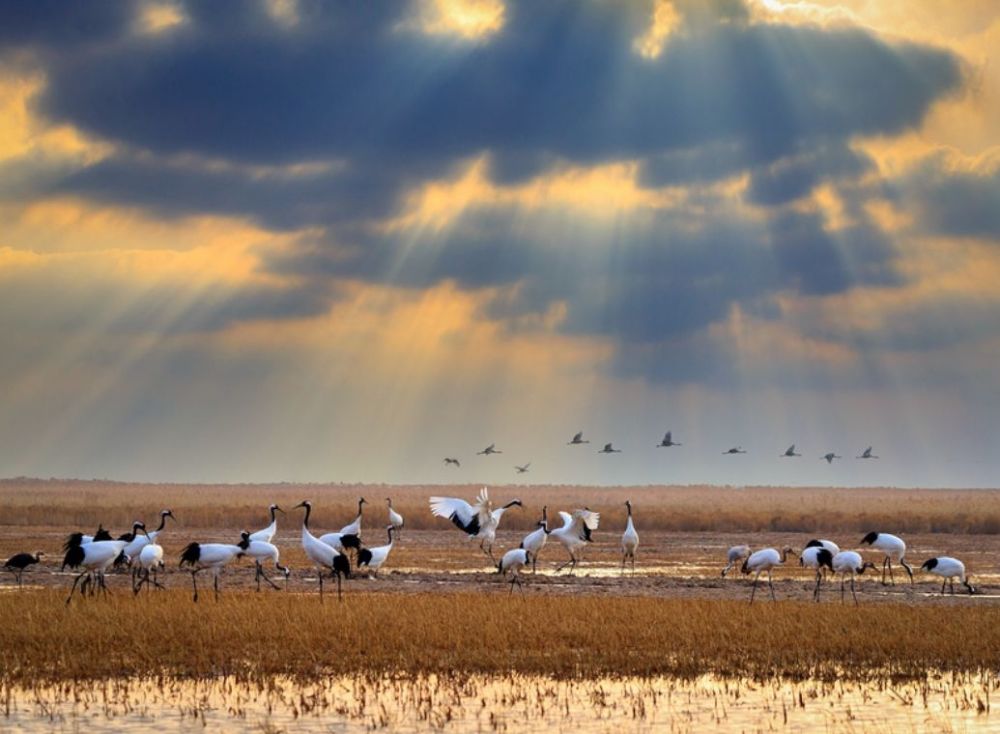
1,478,999,534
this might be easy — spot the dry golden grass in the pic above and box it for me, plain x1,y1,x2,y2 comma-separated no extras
1,590,998,684
2,478,1000,534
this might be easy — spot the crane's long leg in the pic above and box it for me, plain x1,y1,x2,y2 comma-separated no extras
750,571,761,605
620,553,627,576
319,570,324,603
336,571,343,602
722,561,733,578
213,571,220,601
97,572,110,598
152,568,164,590
16,570,23,588
66,571,88,605
881,557,888,585
555,550,576,573
768,570,776,602
190,570,200,602
813,570,822,602
950,580,956,595
840,576,846,603
631,552,636,577
887,559,895,586
850,575,859,605
257,563,279,590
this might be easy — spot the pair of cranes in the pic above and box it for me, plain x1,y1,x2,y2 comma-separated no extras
731,532,975,605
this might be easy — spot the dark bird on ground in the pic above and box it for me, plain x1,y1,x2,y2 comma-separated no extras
4,551,45,587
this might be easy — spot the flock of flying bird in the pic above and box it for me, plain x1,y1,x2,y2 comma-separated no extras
444,433,883,472
0,488,978,604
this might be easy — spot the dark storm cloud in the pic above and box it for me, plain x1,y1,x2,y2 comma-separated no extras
1,0,968,369
901,153,1000,240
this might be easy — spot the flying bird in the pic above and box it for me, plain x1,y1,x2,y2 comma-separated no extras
568,432,589,445
822,452,842,464
656,431,681,448
443,457,461,467
477,443,502,455
723,446,747,455
515,463,531,474
598,443,621,454
857,446,879,459
781,444,801,457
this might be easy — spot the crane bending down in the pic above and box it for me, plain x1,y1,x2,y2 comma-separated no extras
238,530,290,591
722,545,750,577
498,548,531,594
831,551,878,604
357,526,395,578
921,557,976,595
860,532,913,585
742,547,796,604
551,508,600,574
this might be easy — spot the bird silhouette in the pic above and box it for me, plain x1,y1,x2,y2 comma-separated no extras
822,452,842,464
515,463,531,474
568,431,590,445
723,446,747,455
857,446,879,459
781,444,801,457
443,457,461,467
477,443,501,455
598,443,621,454
656,431,681,448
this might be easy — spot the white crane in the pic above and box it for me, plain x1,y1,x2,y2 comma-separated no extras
124,511,174,580
831,551,878,604
657,431,681,448
722,545,751,577
621,500,639,576
357,526,395,578
822,452,842,464
318,499,364,554
921,557,976,595
338,497,366,538
429,487,522,561
804,538,841,555
857,446,879,459
598,443,621,454
860,532,913,585
742,547,796,604
62,536,128,604
568,431,589,445
498,548,531,594
249,504,284,543
477,443,502,455
292,500,351,602
114,521,147,570
179,540,245,602
386,497,404,536
76,526,113,545
799,546,834,601
519,507,550,573
3,552,45,587
551,508,600,574
781,444,801,457
133,532,165,595
238,530,290,591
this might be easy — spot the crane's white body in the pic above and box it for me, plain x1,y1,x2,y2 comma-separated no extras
806,539,840,555
621,501,639,576
742,547,795,604
64,539,128,603
520,508,549,573
831,551,878,604
498,548,531,593
722,545,751,577
551,509,599,574
386,498,404,534
921,556,975,595
860,532,913,584
295,501,350,601
179,542,244,602
239,533,289,591
124,510,173,562
249,504,282,544
358,527,395,577
317,532,351,552
133,540,165,593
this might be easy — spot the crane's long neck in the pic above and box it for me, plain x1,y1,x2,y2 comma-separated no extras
156,514,168,532
302,503,312,528
387,526,394,545
357,499,364,517
270,506,278,522
780,549,791,563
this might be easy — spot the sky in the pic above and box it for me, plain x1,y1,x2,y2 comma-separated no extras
0,0,998,488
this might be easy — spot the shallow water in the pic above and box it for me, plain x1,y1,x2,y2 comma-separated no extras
2,672,996,733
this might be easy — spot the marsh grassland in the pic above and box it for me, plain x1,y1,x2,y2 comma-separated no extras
2,479,1000,731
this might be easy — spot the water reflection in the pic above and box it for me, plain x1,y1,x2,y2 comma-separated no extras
2,672,996,732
